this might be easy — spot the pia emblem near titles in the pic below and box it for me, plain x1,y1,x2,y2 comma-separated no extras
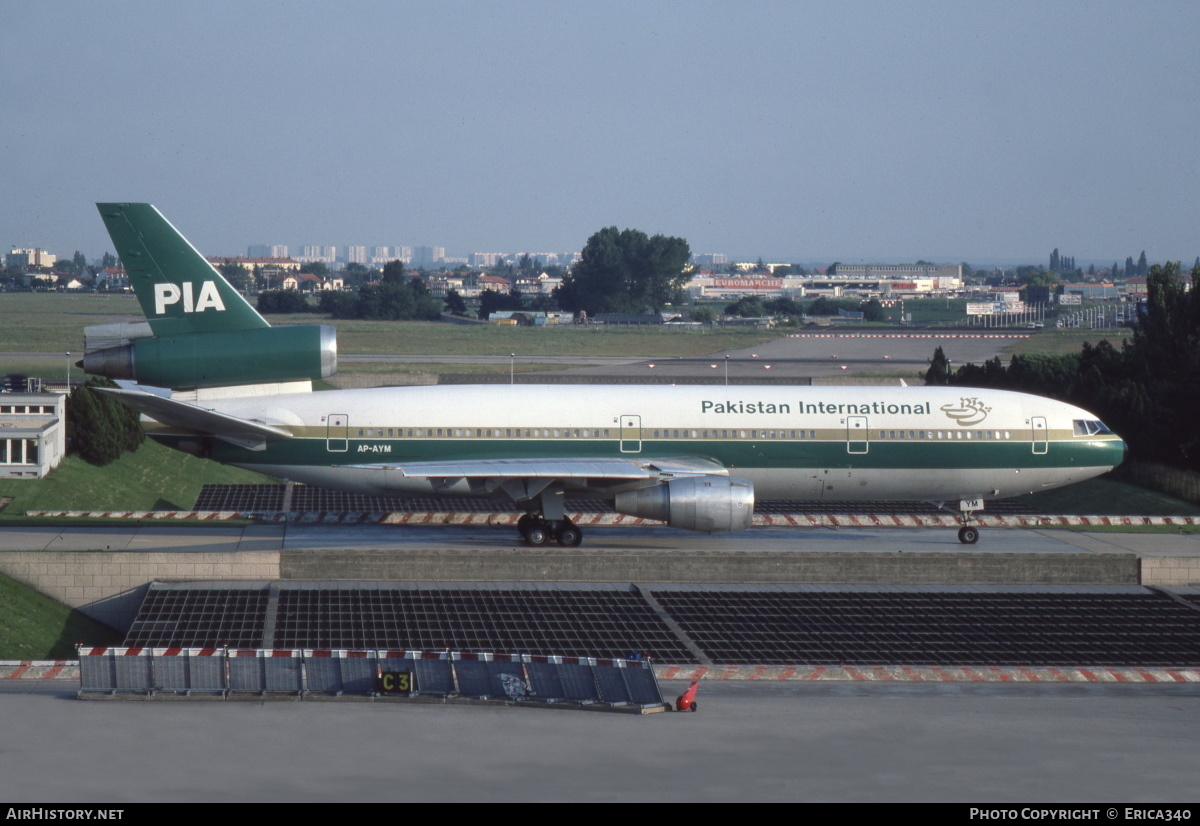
940,397,992,426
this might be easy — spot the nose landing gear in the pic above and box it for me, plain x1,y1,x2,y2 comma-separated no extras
935,498,985,544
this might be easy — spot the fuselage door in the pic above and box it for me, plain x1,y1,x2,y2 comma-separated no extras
620,415,642,453
327,413,349,453
846,416,869,454
1031,416,1048,455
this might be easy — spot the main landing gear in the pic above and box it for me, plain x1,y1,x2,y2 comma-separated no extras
517,513,583,547
514,485,583,546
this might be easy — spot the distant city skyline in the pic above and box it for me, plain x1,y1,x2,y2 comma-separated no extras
3,2,1198,267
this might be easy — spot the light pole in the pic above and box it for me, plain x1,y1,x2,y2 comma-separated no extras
65,352,70,392
724,355,729,386
510,353,514,385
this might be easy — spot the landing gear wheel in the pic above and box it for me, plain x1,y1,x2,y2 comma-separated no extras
958,526,980,545
517,513,535,539
556,522,583,547
524,524,550,546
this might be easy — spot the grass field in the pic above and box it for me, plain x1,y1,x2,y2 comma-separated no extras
0,439,273,515
0,572,124,660
0,292,141,355
1005,327,1131,357
0,292,780,360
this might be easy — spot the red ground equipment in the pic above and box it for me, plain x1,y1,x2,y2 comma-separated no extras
675,680,700,712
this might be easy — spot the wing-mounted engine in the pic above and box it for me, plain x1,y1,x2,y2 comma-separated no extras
614,476,754,533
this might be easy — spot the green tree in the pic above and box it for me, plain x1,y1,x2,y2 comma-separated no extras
689,306,717,324
478,287,524,319
317,290,358,317
725,296,765,317
924,346,951,385
860,299,886,322
218,263,252,292
807,296,842,316
66,378,144,466
554,227,691,315
381,260,406,285
257,289,311,314
444,289,468,316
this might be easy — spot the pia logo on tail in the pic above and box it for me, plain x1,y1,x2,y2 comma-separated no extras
154,281,226,315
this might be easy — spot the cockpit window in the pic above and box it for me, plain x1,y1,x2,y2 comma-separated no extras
1073,420,1114,436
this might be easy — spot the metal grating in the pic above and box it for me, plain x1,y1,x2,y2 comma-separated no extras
124,588,270,648
193,484,285,512
123,583,1200,667
272,586,690,661
650,588,1200,667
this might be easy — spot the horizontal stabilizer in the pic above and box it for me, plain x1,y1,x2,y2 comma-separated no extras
94,386,293,450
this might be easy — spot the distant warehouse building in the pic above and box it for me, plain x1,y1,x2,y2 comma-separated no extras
686,263,962,300
0,393,66,479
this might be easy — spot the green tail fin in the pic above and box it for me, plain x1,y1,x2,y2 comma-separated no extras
96,203,269,335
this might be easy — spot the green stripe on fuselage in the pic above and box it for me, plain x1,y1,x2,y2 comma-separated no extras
150,433,1126,472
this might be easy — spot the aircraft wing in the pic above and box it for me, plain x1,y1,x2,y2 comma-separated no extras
352,456,730,499
95,386,293,451
378,456,727,480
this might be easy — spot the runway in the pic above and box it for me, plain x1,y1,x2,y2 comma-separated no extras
2,677,1197,802
2,521,1196,556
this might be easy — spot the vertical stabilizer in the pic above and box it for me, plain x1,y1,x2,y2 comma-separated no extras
96,203,269,335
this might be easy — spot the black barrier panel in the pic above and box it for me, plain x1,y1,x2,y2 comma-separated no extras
264,654,302,693
75,650,664,709
304,655,344,693
524,661,566,700
152,655,188,692
486,661,531,700
339,656,378,694
413,658,454,695
454,659,491,697
228,655,262,691
622,666,661,706
190,656,226,692
557,663,599,701
594,666,631,704
79,652,115,691
115,654,150,692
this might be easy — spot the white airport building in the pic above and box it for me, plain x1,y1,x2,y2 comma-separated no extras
0,393,66,480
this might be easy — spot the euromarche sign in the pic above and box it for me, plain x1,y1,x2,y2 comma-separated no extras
712,278,784,289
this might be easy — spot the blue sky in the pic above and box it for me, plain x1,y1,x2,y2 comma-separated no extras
3,1,1198,265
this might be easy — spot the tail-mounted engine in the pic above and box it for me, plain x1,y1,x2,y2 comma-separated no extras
82,324,337,391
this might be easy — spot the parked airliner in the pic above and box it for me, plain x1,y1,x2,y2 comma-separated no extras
82,203,1126,545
